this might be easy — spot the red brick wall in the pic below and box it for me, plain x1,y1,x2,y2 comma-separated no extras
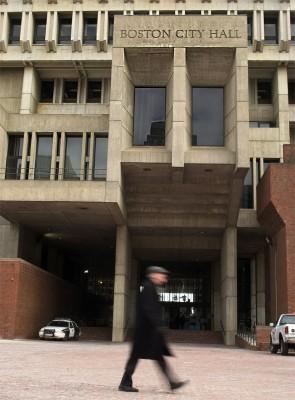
0,258,82,339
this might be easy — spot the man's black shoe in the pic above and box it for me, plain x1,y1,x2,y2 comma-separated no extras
118,385,139,392
170,380,189,391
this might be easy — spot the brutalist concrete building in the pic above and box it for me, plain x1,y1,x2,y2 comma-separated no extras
0,0,294,346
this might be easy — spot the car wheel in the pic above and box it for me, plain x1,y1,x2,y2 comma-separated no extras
270,337,279,354
280,337,288,355
63,332,70,341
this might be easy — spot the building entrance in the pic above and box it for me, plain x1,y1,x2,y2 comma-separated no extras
140,262,212,331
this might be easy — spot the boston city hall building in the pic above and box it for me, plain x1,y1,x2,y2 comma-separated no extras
0,0,295,347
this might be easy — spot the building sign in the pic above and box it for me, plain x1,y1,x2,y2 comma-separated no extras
114,16,247,48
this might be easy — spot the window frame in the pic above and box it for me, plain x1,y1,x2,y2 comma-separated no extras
264,14,279,45
40,80,55,103
8,15,22,45
63,80,79,104
87,80,103,104
83,15,97,44
33,15,47,45
58,16,72,45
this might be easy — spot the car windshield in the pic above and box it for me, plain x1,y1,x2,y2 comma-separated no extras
47,321,69,327
280,315,295,325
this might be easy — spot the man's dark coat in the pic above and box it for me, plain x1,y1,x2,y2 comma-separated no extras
130,278,172,360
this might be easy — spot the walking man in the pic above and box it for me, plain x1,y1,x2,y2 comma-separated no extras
119,266,188,392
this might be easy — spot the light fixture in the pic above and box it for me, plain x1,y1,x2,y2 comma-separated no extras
83,269,89,274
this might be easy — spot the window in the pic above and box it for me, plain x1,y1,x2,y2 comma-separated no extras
83,16,97,44
93,136,108,180
5,135,23,180
247,14,253,45
63,81,78,103
192,87,224,146
264,14,278,44
40,81,54,103
34,17,46,44
58,17,72,44
133,87,166,146
87,81,102,103
257,80,272,104
35,136,52,180
64,135,82,180
291,14,295,43
9,16,21,44
249,121,275,128
241,160,253,209
288,81,295,104
108,14,115,44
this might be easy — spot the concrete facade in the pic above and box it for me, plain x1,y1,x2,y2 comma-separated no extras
0,0,295,343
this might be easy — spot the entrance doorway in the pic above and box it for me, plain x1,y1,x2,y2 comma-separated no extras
140,262,212,331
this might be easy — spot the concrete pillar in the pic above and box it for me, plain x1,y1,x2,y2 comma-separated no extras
213,261,221,331
221,227,237,345
0,217,20,258
274,65,290,146
20,66,40,114
112,225,131,342
250,258,257,328
256,251,266,325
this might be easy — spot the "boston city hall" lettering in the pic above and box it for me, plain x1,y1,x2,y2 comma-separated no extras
120,28,242,40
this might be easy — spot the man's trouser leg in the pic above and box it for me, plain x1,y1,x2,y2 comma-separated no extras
155,356,176,385
120,356,138,387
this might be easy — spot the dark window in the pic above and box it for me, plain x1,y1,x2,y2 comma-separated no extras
5,135,23,180
64,135,82,180
34,17,46,44
58,17,72,44
257,80,272,104
63,81,78,103
241,161,253,209
256,159,261,185
288,81,295,104
35,136,52,180
249,121,275,127
263,158,280,174
108,14,114,44
291,15,295,43
87,81,102,103
83,16,97,44
247,14,253,45
93,136,108,180
9,17,21,44
133,87,166,146
264,14,278,44
40,81,54,103
192,87,224,146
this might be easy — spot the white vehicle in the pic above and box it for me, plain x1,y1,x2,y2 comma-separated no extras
39,319,81,341
270,314,295,355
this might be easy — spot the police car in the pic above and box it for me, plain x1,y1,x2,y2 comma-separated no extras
39,318,81,341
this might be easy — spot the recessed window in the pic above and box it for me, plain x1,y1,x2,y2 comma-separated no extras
192,87,224,146
249,121,276,128
288,81,295,104
58,17,72,44
35,136,52,180
241,160,253,209
93,136,108,180
257,80,272,104
9,16,21,44
34,17,46,44
247,14,253,45
5,135,23,180
63,81,78,103
40,81,54,103
87,81,102,103
108,14,115,44
264,14,278,44
64,135,82,180
291,15,295,43
83,16,97,44
133,87,166,146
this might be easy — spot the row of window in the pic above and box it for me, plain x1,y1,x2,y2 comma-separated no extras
5,133,108,181
7,12,295,46
250,80,295,105
40,79,103,104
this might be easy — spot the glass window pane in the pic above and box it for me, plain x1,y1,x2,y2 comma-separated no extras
84,17,97,44
133,88,166,146
64,136,82,180
192,88,224,146
35,136,52,180
247,15,252,45
288,81,295,104
257,80,272,104
34,18,46,44
291,15,295,43
58,18,72,44
87,81,102,103
9,18,21,44
264,15,278,44
241,161,253,209
5,135,23,180
63,81,78,103
108,15,114,44
40,81,54,103
93,136,108,180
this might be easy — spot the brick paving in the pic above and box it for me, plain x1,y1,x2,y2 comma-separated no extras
0,339,294,400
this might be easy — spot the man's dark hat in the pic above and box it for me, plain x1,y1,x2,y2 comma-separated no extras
146,265,169,275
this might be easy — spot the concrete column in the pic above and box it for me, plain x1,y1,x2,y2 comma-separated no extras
20,11,33,53
50,132,57,181
87,132,95,181
250,258,257,328
20,131,29,180
20,66,40,114
0,12,9,53
256,251,266,325
112,225,131,342
45,11,58,52
58,132,66,180
28,132,36,180
274,65,290,145
71,10,83,52
221,227,237,345
213,261,221,331
80,132,87,180
0,217,19,258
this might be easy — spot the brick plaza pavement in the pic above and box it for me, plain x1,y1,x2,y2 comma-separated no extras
0,339,294,400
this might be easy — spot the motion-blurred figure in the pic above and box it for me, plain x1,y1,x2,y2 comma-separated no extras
119,266,188,392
